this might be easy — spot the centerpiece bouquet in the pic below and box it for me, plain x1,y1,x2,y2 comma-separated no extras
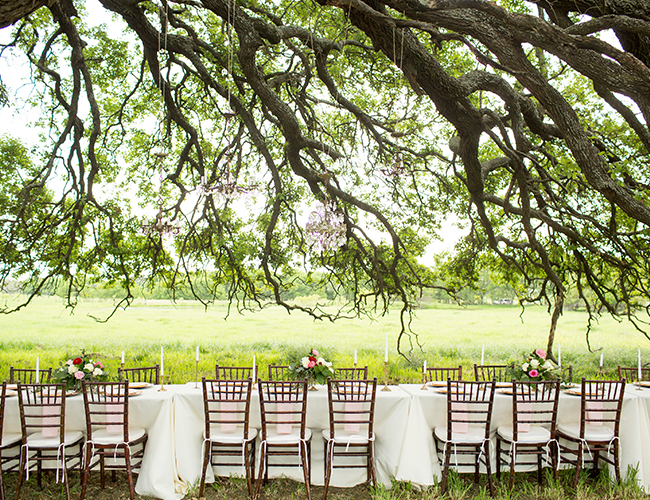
52,351,109,391
289,349,334,386
508,348,559,382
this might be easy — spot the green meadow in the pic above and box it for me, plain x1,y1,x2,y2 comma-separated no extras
1,295,647,382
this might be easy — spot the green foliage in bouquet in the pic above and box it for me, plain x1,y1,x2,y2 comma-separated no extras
289,349,334,385
51,351,109,390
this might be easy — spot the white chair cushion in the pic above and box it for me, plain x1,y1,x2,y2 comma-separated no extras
205,426,258,444
1,433,22,448
434,425,486,444
321,429,373,445
264,427,312,445
497,425,551,444
91,427,146,445
27,430,83,448
557,423,615,442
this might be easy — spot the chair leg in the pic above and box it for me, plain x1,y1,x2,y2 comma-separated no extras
508,444,515,491
592,450,600,478
100,453,106,489
0,464,4,500
15,446,26,500
62,462,70,500
495,438,502,480
198,441,210,498
484,441,495,497
254,444,266,498
244,441,254,498
80,443,92,500
369,443,377,486
124,446,135,500
300,440,311,500
573,441,583,488
537,447,543,484
440,444,452,495
322,441,332,500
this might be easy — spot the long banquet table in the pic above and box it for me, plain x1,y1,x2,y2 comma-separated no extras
2,383,412,500
4,382,650,498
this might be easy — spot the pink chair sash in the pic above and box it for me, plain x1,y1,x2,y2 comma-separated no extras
451,402,468,434
105,404,123,434
41,405,60,437
517,402,532,432
586,401,603,425
276,396,293,434
220,401,238,432
344,402,362,432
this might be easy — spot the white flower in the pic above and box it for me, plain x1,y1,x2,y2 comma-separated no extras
68,365,79,374
529,359,539,368
323,360,332,367
84,363,94,372
542,361,553,371
93,368,103,377
522,363,529,372
301,357,310,369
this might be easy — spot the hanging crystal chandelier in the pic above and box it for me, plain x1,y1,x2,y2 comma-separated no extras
305,203,347,252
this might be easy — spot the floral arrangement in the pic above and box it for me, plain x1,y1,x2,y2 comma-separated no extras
508,348,559,381
52,351,109,391
289,349,335,385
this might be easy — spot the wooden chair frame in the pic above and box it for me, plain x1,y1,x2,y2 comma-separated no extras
267,365,291,381
1,382,21,500
333,367,368,380
555,378,625,487
474,364,511,382
118,365,160,385
80,381,147,500
323,378,377,500
15,383,84,500
9,368,52,384
433,380,496,496
256,380,312,500
496,380,560,489
199,378,256,498
425,366,463,382
618,366,650,383
214,365,254,380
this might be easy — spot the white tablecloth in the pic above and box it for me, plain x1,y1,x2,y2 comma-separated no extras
173,383,412,489
396,384,649,492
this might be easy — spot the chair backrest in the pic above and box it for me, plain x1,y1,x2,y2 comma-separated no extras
17,383,67,444
578,378,625,438
474,364,510,382
426,366,462,382
10,367,52,384
444,380,495,441
81,381,130,441
202,378,253,440
325,378,377,440
511,380,560,442
267,365,291,381
119,365,159,385
258,380,308,439
0,382,6,447
618,366,650,383
334,367,368,380
215,365,253,380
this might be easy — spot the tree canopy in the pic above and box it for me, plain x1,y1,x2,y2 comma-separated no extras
1,0,650,357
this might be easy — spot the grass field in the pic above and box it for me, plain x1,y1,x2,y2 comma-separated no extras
1,296,649,499
1,295,649,382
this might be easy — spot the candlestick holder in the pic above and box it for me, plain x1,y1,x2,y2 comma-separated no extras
420,373,428,390
381,361,391,392
195,360,199,389
159,375,167,392
120,362,125,382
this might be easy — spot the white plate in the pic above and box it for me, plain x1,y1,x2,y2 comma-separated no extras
129,382,153,389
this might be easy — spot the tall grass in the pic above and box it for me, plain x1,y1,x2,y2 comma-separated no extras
1,295,648,383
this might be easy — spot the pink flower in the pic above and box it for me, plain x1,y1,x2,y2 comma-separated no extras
96,362,104,369
65,360,73,366
74,371,85,380
308,360,316,369
535,349,546,359
311,349,319,357
528,369,539,378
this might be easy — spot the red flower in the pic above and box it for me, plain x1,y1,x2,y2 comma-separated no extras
309,356,317,363
73,357,83,365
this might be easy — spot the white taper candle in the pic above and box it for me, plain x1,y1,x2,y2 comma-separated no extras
121,350,125,365
481,343,485,365
384,332,388,363
161,346,164,376
196,345,200,362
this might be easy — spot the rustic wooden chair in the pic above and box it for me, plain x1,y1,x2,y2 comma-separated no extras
0,382,21,500
474,364,511,382
15,383,84,500
323,378,377,500
267,365,292,381
425,366,463,382
496,380,560,489
199,378,257,498
118,365,160,385
256,380,311,500
333,367,368,380
80,381,147,500
555,378,625,487
433,380,496,496
618,366,650,383
215,365,254,380
9,367,52,384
